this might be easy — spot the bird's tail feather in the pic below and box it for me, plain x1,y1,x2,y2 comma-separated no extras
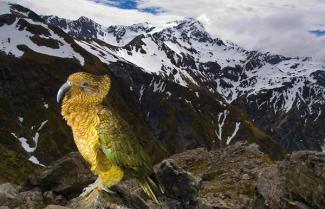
139,175,163,203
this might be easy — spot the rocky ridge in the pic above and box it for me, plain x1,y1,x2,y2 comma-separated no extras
0,142,323,209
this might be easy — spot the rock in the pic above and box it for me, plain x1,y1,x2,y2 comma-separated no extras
157,160,201,208
0,183,23,208
43,191,67,205
43,191,57,203
25,152,96,197
2,143,323,209
44,205,71,209
67,186,148,209
254,151,325,209
165,142,272,209
19,188,44,209
241,174,250,180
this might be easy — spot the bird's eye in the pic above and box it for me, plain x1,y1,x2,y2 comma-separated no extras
81,82,89,87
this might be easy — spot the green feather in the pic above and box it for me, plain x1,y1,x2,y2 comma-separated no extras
96,108,162,202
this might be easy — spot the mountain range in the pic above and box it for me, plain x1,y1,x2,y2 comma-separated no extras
0,2,324,184
42,13,325,152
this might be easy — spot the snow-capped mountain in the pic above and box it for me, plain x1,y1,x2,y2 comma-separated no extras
43,15,325,151
42,15,154,47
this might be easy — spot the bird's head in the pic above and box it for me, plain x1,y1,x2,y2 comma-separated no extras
57,72,111,106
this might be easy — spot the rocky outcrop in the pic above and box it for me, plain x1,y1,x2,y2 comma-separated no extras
253,151,325,209
1,142,323,209
25,152,96,198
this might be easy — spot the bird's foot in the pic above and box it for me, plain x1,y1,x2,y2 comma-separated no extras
80,178,102,197
80,178,116,197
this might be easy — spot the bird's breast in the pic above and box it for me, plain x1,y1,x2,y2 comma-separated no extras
67,111,101,167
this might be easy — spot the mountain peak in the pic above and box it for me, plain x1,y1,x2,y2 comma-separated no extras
77,16,96,23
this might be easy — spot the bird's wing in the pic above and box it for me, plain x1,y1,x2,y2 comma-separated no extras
96,108,153,175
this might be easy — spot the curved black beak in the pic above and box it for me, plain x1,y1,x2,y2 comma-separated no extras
57,81,71,103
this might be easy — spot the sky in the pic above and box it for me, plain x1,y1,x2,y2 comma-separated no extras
3,0,325,61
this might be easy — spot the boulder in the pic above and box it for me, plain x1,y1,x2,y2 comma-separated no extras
157,160,201,208
18,188,44,209
25,152,96,197
0,183,23,208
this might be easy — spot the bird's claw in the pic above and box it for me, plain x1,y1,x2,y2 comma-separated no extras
102,187,116,195
80,177,116,197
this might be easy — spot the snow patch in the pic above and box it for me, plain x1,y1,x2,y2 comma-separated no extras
152,80,165,93
28,156,45,167
215,110,229,141
226,122,241,145
75,40,118,64
43,102,49,109
11,133,35,153
0,18,84,65
139,85,145,102
11,120,48,153
0,2,11,15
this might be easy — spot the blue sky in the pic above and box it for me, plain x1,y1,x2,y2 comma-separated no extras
309,30,325,37
92,0,162,14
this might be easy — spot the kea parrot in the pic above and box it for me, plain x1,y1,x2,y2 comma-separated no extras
57,72,162,202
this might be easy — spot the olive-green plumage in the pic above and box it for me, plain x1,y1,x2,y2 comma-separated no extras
57,72,162,203
97,108,161,202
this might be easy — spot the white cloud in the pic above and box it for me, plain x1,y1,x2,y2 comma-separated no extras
139,0,325,60
2,0,325,60
2,0,181,26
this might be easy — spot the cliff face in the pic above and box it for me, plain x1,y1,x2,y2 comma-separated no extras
1,142,324,209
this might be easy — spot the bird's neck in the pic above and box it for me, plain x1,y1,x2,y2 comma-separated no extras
61,99,102,128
